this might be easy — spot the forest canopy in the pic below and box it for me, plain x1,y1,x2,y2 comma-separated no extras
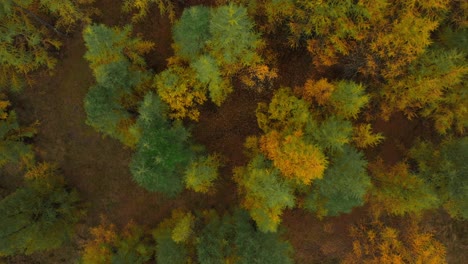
0,0,466,263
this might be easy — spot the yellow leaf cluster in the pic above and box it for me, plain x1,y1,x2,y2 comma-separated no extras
117,118,139,148
156,66,207,121
352,124,385,148
82,219,117,264
158,86,206,121
0,95,10,120
260,130,327,185
171,212,195,243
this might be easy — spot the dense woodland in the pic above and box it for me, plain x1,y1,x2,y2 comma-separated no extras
0,0,467,263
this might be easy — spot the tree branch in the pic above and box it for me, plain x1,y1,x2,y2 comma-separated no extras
12,2,66,37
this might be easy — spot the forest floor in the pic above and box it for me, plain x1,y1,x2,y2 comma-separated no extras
4,0,466,263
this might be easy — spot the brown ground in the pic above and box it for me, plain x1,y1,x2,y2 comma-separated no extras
3,0,466,263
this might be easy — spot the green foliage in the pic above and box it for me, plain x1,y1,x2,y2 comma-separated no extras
0,163,85,256
256,87,311,133
0,96,35,167
369,160,440,216
0,0,92,91
311,116,353,153
152,210,192,263
130,93,194,196
173,6,211,61
208,4,262,68
184,154,221,193
81,221,153,264
435,27,468,53
234,155,295,233
155,4,263,118
329,81,369,119
153,209,294,263
409,137,468,219
83,24,154,69
352,123,385,149
154,229,188,264
232,210,294,264
171,212,195,243
122,0,176,23
83,24,153,146
305,145,371,216
196,212,233,263
381,48,468,134
193,209,294,263
191,55,231,106
84,83,133,145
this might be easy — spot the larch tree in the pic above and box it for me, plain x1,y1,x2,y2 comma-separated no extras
152,210,194,264
380,48,468,134
154,208,294,263
368,159,440,217
83,24,154,147
0,163,85,256
0,0,93,91
122,0,176,23
81,220,153,264
305,145,371,217
255,87,328,184
0,94,36,168
344,218,447,264
233,155,295,233
184,154,221,194
257,0,448,79
155,4,268,120
409,137,468,219
240,84,376,226
130,93,195,196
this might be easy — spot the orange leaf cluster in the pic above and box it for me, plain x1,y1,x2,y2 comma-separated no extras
260,130,327,185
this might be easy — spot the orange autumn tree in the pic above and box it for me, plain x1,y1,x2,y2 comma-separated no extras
344,218,447,264
233,155,295,233
260,130,327,185
81,219,153,264
256,87,327,184
256,0,448,79
236,85,374,228
380,47,468,134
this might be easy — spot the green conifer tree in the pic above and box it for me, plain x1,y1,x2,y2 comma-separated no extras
234,155,295,233
0,163,85,256
0,0,92,91
0,95,35,168
409,137,468,219
83,24,153,146
305,145,371,217
130,93,194,196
